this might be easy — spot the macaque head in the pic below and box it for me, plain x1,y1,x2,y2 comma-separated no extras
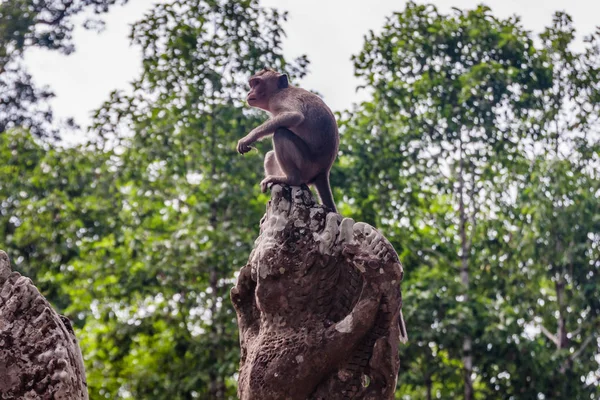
247,68,289,111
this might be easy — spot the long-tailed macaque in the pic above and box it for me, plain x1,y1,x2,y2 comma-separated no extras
237,68,339,212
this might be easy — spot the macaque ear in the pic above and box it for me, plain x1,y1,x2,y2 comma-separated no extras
278,74,289,89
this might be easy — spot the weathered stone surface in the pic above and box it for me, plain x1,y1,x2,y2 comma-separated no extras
231,184,407,400
0,251,89,399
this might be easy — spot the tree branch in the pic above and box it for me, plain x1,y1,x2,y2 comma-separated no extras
569,316,600,338
466,170,480,253
539,323,560,347
570,333,596,362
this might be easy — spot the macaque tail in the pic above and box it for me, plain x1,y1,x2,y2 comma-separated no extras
314,173,337,213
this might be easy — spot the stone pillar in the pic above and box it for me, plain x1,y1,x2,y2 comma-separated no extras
231,185,407,400
0,251,89,399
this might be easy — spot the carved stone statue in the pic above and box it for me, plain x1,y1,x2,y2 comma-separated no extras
231,184,407,400
0,251,89,399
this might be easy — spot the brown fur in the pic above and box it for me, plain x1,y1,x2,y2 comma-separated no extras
237,69,339,212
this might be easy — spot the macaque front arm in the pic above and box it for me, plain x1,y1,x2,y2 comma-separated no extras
238,112,304,154
249,111,304,141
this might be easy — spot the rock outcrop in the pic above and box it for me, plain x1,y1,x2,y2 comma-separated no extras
231,184,407,400
0,251,89,399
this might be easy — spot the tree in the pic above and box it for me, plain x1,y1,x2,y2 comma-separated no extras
0,0,128,137
341,2,599,399
495,13,600,398
0,129,119,312
1,0,309,397
66,0,308,397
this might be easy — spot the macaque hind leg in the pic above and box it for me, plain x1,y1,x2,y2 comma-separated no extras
264,150,283,176
260,127,313,192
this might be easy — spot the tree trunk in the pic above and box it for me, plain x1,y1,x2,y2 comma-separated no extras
0,250,89,399
458,144,473,400
556,278,568,350
426,375,433,400
207,116,225,399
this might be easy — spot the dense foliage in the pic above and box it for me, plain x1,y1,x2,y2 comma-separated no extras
342,4,600,399
0,1,598,399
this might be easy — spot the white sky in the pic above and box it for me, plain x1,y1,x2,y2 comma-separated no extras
23,0,599,139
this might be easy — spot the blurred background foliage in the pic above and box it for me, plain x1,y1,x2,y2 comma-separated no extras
0,0,599,399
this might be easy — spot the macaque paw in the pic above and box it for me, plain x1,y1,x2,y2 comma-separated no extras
260,177,276,193
237,137,254,154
